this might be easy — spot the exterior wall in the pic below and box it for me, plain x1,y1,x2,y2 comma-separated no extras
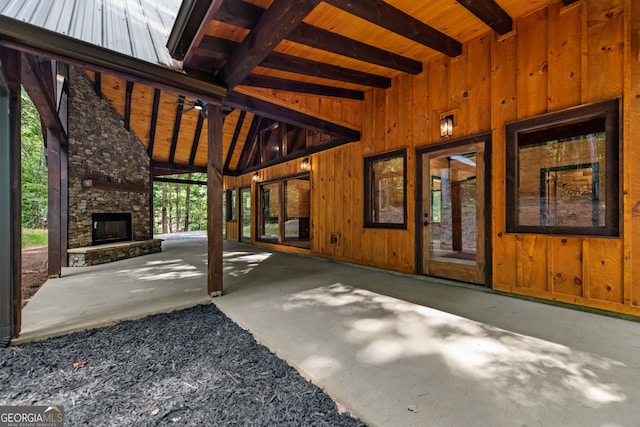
67,67,151,248
225,0,640,316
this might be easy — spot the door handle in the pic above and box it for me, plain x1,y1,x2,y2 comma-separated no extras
423,220,430,226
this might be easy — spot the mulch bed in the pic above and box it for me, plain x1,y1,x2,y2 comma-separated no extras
0,305,366,426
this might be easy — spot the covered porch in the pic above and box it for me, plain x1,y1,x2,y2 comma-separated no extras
12,234,640,425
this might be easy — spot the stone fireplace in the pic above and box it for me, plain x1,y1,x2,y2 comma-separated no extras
92,213,132,245
66,67,161,266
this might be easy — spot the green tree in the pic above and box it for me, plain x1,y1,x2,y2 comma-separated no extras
21,89,47,228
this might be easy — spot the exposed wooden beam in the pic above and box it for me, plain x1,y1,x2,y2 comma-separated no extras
124,80,134,130
207,104,224,295
233,136,354,176
152,161,207,175
200,36,390,88
288,23,422,74
0,15,227,103
240,74,364,100
21,54,68,139
456,0,512,35
93,71,102,97
189,113,205,165
224,110,246,172
220,0,321,88
561,0,580,5
147,88,161,158
215,0,422,74
226,92,360,141
323,0,462,57
168,96,185,164
263,52,391,88
81,179,151,193
154,176,208,186
237,116,261,170
168,0,225,63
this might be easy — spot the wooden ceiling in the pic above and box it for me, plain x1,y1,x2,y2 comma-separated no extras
94,0,577,176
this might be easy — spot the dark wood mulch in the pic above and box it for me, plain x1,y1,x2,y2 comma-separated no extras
0,305,366,426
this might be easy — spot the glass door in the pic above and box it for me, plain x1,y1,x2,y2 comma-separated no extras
240,187,251,242
421,141,486,284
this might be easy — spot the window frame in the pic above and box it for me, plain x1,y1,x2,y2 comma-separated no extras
364,148,408,229
256,172,311,249
226,188,237,222
505,98,620,237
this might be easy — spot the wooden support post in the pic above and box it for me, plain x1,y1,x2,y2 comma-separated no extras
60,140,68,267
149,161,154,239
0,47,22,343
47,128,62,277
207,104,223,296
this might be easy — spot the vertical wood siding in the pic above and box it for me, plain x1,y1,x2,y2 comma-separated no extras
225,0,640,316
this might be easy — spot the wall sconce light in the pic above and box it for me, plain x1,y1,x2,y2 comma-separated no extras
252,172,259,182
300,157,310,171
440,114,454,140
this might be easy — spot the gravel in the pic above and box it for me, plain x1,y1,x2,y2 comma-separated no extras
0,304,366,426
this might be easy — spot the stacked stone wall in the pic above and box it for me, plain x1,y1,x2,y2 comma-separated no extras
67,68,151,248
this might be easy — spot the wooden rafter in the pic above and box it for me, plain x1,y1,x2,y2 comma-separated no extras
147,88,161,157
215,0,422,74
124,80,134,130
152,161,207,175
226,92,360,141
240,74,364,100
153,176,208,186
200,36,391,88
561,0,580,5
224,110,246,172
167,0,225,61
323,0,462,57
456,0,512,35
220,0,321,88
262,52,391,88
237,116,261,170
233,136,352,176
168,95,185,164
93,71,102,97
189,113,205,165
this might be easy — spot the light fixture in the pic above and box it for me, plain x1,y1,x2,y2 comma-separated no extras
440,114,454,140
300,157,310,171
252,172,259,182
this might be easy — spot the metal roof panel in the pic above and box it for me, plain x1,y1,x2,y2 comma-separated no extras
0,0,180,67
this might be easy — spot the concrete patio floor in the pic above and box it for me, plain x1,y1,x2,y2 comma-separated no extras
15,234,640,426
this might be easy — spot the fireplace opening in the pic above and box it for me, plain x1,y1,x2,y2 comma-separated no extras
92,213,132,245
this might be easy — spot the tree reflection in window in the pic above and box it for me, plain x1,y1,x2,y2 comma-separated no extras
365,149,407,228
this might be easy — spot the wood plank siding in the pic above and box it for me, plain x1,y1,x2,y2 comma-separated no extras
225,0,640,317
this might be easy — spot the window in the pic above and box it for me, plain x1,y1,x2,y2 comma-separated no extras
364,149,407,228
258,174,310,248
226,188,236,222
506,99,619,236
259,182,279,240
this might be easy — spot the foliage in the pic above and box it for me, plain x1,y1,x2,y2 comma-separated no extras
153,173,209,233
21,89,48,229
22,228,48,248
